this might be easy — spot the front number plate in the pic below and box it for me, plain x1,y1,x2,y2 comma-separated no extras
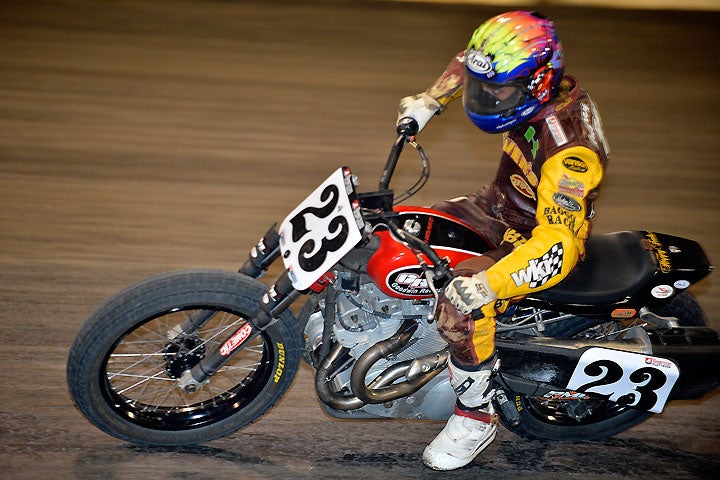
278,167,364,291
565,347,679,413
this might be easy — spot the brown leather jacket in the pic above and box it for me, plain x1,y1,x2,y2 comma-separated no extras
425,52,610,299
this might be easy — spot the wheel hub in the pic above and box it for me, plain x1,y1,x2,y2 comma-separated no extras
163,334,206,379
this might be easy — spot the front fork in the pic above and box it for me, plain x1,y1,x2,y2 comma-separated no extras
176,225,299,393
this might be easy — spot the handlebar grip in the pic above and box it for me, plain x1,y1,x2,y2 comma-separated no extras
396,117,419,137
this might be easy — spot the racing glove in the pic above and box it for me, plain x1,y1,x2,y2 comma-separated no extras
444,271,498,315
397,92,441,134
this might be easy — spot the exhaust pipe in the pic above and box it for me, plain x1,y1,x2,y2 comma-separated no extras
315,319,451,410
315,343,365,411
350,319,449,404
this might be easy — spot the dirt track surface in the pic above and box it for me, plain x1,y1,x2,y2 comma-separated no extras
1,1,719,479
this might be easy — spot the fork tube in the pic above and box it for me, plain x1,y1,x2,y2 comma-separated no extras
176,309,218,336
184,270,299,387
239,224,281,278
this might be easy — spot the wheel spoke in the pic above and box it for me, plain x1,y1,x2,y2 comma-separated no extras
104,309,267,412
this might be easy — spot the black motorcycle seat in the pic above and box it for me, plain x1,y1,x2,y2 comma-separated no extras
532,230,657,305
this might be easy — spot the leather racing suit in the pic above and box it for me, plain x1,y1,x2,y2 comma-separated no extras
425,52,610,366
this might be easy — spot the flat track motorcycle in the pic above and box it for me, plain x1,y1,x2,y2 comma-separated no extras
67,123,719,447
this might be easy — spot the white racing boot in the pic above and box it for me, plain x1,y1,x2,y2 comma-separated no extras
423,355,499,471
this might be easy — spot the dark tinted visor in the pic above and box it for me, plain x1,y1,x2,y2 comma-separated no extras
463,73,526,115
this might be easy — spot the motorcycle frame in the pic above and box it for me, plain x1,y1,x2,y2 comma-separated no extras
177,133,717,408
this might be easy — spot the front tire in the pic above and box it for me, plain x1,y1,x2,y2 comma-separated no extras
67,269,301,446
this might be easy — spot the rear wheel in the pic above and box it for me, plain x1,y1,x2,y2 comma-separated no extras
67,269,301,446
501,292,707,440
654,291,706,326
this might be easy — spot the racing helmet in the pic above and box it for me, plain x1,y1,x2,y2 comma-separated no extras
463,11,564,133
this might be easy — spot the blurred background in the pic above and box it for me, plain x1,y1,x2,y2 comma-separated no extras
1,1,718,479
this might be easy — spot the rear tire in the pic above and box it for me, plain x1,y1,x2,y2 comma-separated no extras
67,269,301,446
655,291,707,326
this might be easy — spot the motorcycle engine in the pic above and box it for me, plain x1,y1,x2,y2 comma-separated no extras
304,279,454,420
305,281,447,360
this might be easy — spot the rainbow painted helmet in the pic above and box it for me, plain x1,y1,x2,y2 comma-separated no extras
463,11,564,133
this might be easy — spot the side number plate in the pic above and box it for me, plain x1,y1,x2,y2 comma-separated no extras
566,347,679,413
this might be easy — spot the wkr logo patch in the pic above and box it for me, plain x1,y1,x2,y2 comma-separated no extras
510,243,564,288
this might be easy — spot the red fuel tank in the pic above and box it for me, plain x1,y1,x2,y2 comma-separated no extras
366,206,495,299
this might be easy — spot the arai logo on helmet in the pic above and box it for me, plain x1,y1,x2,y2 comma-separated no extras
466,50,494,77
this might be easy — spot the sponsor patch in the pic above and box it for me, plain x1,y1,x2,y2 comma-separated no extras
558,174,585,197
524,126,540,159
552,192,581,211
546,115,568,146
543,205,577,232
554,94,572,113
562,157,588,173
503,137,539,186
510,174,536,200
510,243,564,288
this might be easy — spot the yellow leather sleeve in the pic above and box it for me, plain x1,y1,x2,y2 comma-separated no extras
485,146,604,299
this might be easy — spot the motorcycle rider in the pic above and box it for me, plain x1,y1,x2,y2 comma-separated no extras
397,11,609,470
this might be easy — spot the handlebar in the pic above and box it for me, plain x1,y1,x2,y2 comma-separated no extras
378,134,405,192
396,117,419,137
375,121,483,319
377,119,429,201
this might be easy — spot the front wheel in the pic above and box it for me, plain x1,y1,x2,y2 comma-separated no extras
67,269,301,446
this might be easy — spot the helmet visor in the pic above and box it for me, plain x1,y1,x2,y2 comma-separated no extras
463,73,526,116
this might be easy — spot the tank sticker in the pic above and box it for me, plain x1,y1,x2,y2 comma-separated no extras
651,285,674,299
387,267,432,296
673,279,690,289
510,174,536,200
424,215,434,243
